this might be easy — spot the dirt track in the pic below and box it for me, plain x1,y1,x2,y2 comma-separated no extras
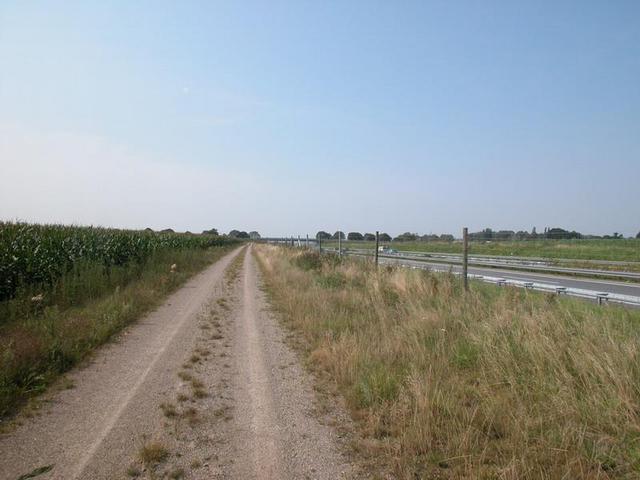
0,245,360,480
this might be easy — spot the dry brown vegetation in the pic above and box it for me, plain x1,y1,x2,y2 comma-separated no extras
255,245,640,479
138,441,169,466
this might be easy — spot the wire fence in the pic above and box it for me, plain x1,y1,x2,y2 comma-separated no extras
264,233,640,308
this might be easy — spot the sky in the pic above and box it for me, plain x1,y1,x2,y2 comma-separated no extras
1,1,639,237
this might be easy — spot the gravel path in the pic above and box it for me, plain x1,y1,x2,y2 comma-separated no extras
226,246,357,479
0,245,362,480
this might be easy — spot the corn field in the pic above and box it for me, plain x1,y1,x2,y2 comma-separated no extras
0,222,236,302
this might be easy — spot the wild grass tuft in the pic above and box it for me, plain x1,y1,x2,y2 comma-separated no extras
169,467,185,479
138,441,169,466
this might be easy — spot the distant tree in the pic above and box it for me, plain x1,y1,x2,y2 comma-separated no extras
316,231,331,240
394,232,418,241
546,228,582,240
637,231,640,239
379,233,392,242
468,228,493,241
604,232,624,240
495,230,515,241
332,231,345,240
363,233,376,241
228,230,250,239
202,228,219,235
531,226,538,238
420,234,440,242
160,228,175,234
249,231,261,239
347,232,364,241
144,227,154,233
439,234,454,242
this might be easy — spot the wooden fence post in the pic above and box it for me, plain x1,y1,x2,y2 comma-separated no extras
375,231,379,266
463,227,469,291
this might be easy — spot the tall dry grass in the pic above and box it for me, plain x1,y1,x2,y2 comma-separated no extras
255,245,640,479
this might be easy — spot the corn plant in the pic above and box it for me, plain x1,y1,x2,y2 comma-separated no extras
0,222,236,302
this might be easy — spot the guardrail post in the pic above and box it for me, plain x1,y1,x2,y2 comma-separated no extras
463,227,469,291
375,231,379,266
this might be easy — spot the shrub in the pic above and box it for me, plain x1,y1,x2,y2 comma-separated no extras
293,251,322,271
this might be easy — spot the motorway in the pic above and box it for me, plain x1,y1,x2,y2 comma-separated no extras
378,256,640,297
322,249,640,301
341,249,640,280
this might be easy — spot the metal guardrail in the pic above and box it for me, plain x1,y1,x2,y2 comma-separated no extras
318,247,640,308
314,243,640,266
463,272,640,307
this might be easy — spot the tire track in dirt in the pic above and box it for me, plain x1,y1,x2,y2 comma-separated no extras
224,246,358,479
126,245,362,479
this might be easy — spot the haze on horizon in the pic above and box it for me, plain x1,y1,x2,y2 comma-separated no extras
1,1,638,237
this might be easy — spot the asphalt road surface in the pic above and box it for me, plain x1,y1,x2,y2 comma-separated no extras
378,256,640,298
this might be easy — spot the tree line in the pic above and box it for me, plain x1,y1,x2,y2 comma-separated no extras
316,231,392,242
316,227,640,242
150,228,261,239
467,227,634,241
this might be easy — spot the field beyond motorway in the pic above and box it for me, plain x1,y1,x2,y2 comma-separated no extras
323,238,640,263
256,244,640,478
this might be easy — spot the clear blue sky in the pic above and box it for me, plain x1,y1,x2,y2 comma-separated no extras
1,1,638,237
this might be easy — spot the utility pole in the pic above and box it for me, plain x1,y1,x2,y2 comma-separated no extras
463,227,469,291
374,231,379,266
338,231,342,257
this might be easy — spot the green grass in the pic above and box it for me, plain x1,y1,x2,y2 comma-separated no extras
256,245,640,479
322,238,640,262
0,244,234,418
